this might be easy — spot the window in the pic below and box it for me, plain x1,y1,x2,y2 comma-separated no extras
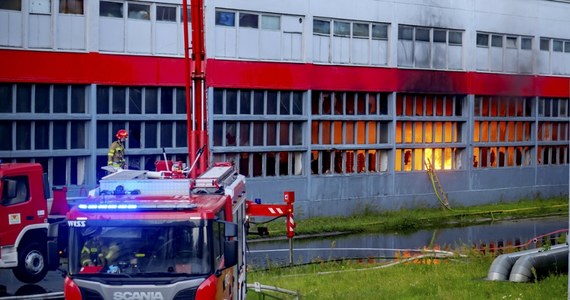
434,30,446,43
261,15,280,30
398,26,413,40
0,84,13,113
477,33,489,47
553,40,563,52
179,7,190,23
449,31,462,45
333,21,350,36
313,19,330,35
216,11,235,26
540,38,550,51
565,41,570,53
239,13,258,28
353,23,369,38
521,37,532,50
212,89,306,177
506,36,517,48
100,1,123,18
0,0,21,11
372,24,388,40
128,3,150,20
491,35,503,47
59,0,83,14
1,176,29,206
157,6,176,22
415,28,430,42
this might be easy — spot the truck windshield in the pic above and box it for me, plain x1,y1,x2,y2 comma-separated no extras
69,223,211,277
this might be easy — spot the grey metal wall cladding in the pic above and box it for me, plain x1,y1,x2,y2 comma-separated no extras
245,169,568,218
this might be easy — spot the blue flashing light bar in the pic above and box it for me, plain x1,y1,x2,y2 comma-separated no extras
77,203,196,211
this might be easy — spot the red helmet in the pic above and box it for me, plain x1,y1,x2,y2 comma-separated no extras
116,129,128,139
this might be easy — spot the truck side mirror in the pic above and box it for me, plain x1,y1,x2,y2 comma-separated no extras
223,240,238,268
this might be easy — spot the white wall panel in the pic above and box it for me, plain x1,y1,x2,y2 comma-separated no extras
282,15,303,33
283,32,302,61
504,48,517,73
518,50,532,74
260,30,280,60
475,47,489,71
214,26,236,57
351,38,368,64
332,36,350,64
432,43,446,69
313,35,329,63
28,14,51,48
155,22,177,55
238,28,259,59
0,11,22,47
179,23,191,55
57,15,85,50
490,47,503,72
371,40,388,66
537,51,550,74
397,40,413,67
414,41,430,68
100,18,124,52
551,52,565,75
448,45,462,70
127,21,151,53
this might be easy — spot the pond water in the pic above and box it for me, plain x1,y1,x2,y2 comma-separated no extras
247,216,568,268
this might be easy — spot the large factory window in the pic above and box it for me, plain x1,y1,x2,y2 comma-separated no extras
212,89,306,177
313,18,389,66
0,83,89,186
310,91,390,174
95,86,189,178
59,0,83,14
537,98,569,165
473,96,535,168
395,94,466,171
398,25,463,70
0,0,21,11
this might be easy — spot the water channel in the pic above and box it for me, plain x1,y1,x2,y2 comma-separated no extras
247,216,568,268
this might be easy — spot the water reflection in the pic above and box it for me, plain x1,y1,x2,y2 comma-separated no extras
247,217,568,268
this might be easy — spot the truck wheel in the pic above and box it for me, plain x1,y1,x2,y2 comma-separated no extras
12,242,48,283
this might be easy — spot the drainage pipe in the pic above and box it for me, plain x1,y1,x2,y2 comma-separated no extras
508,244,568,283
487,246,557,281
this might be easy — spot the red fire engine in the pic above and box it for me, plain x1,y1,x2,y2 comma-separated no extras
0,162,69,283
63,163,294,300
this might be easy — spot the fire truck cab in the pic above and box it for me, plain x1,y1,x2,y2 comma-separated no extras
64,163,248,300
0,163,68,283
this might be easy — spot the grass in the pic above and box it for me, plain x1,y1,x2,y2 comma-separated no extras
246,197,569,299
251,196,568,238
248,252,568,299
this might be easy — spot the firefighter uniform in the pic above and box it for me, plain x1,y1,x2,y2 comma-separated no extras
107,140,126,168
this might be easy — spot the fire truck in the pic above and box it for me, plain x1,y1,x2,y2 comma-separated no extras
0,162,69,283
63,162,295,300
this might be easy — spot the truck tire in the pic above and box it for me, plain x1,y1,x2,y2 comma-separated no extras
12,242,48,283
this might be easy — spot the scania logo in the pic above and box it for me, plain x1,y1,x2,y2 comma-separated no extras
113,291,164,300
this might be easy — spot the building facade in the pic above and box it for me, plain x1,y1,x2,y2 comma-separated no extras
0,0,569,217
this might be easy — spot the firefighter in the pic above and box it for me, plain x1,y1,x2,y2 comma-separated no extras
108,129,128,169
81,237,121,268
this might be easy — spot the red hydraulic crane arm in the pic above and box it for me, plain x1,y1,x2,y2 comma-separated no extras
183,0,208,178
246,192,296,238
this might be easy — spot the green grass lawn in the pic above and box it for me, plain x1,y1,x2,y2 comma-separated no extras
247,197,569,299
248,253,568,299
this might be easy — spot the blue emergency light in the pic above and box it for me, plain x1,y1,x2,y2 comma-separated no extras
77,202,196,211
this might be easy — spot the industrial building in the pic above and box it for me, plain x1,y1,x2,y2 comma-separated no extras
0,0,569,217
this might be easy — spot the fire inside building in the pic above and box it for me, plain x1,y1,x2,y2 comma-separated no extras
0,0,569,217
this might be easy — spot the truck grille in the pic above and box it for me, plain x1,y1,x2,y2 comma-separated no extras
173,287,198,300
80,288,104,300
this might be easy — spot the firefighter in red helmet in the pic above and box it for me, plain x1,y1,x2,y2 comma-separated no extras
108,129,128,169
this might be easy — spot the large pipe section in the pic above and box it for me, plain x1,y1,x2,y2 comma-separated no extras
487,244,568,282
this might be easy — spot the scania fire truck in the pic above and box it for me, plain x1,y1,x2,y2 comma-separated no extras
63,163,295,300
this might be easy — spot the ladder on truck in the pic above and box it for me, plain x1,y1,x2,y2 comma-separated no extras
424,158,451,210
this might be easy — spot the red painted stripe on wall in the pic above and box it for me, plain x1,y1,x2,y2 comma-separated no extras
0,50,569,97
